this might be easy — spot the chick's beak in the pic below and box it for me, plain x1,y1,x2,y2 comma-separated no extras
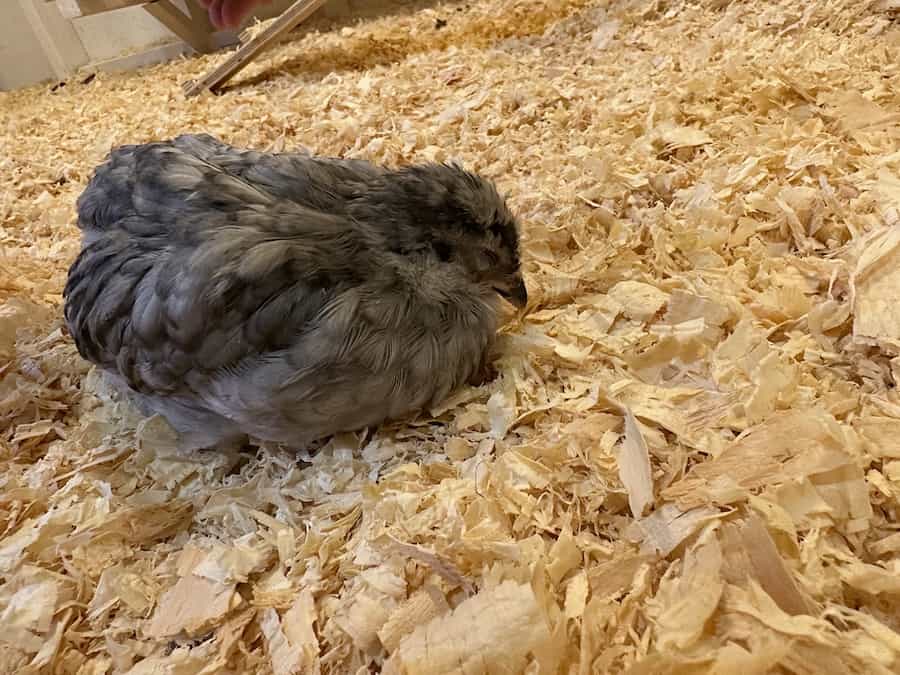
497,276,528,309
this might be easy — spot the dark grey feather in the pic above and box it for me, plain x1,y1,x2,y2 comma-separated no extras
64,133,526,449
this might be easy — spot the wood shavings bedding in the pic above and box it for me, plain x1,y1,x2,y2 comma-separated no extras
2,0,900,672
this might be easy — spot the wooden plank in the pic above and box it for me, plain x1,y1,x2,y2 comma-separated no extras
54,0,145,19
144,0,215,53
184,0,215,36
87,30,238,75
183,0,328,97
21,0,90,79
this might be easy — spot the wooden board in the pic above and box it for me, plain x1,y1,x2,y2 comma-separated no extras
53,0,145,19
51,0,218,54
184,0,215,37
85,30,238,75
21,0,90,79
145,0,215,53
183,0,328,96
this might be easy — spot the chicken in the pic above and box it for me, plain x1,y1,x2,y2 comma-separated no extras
64,134,527,450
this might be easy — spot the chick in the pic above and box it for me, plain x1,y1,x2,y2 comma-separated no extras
64,134,527,450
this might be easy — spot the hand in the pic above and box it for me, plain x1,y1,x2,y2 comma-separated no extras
198,0,271,30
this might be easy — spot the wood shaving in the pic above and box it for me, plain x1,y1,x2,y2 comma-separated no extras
2,0,900,671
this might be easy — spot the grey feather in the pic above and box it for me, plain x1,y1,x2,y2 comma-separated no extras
64,133,527,450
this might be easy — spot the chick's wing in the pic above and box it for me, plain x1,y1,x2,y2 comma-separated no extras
65,135,372,397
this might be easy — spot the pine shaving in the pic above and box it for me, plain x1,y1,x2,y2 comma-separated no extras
2,0,900,671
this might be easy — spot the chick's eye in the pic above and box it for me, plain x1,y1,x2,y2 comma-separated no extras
434,241,453,262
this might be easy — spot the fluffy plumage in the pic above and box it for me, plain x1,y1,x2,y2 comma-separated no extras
64,134,526,450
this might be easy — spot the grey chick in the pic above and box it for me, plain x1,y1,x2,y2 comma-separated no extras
64,134,527,451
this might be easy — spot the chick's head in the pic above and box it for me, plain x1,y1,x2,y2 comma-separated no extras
391,163,528,308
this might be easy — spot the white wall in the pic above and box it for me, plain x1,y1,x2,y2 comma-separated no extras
71,4,181,63
0,2,59,90
0,0,375,91
69,0,301,63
